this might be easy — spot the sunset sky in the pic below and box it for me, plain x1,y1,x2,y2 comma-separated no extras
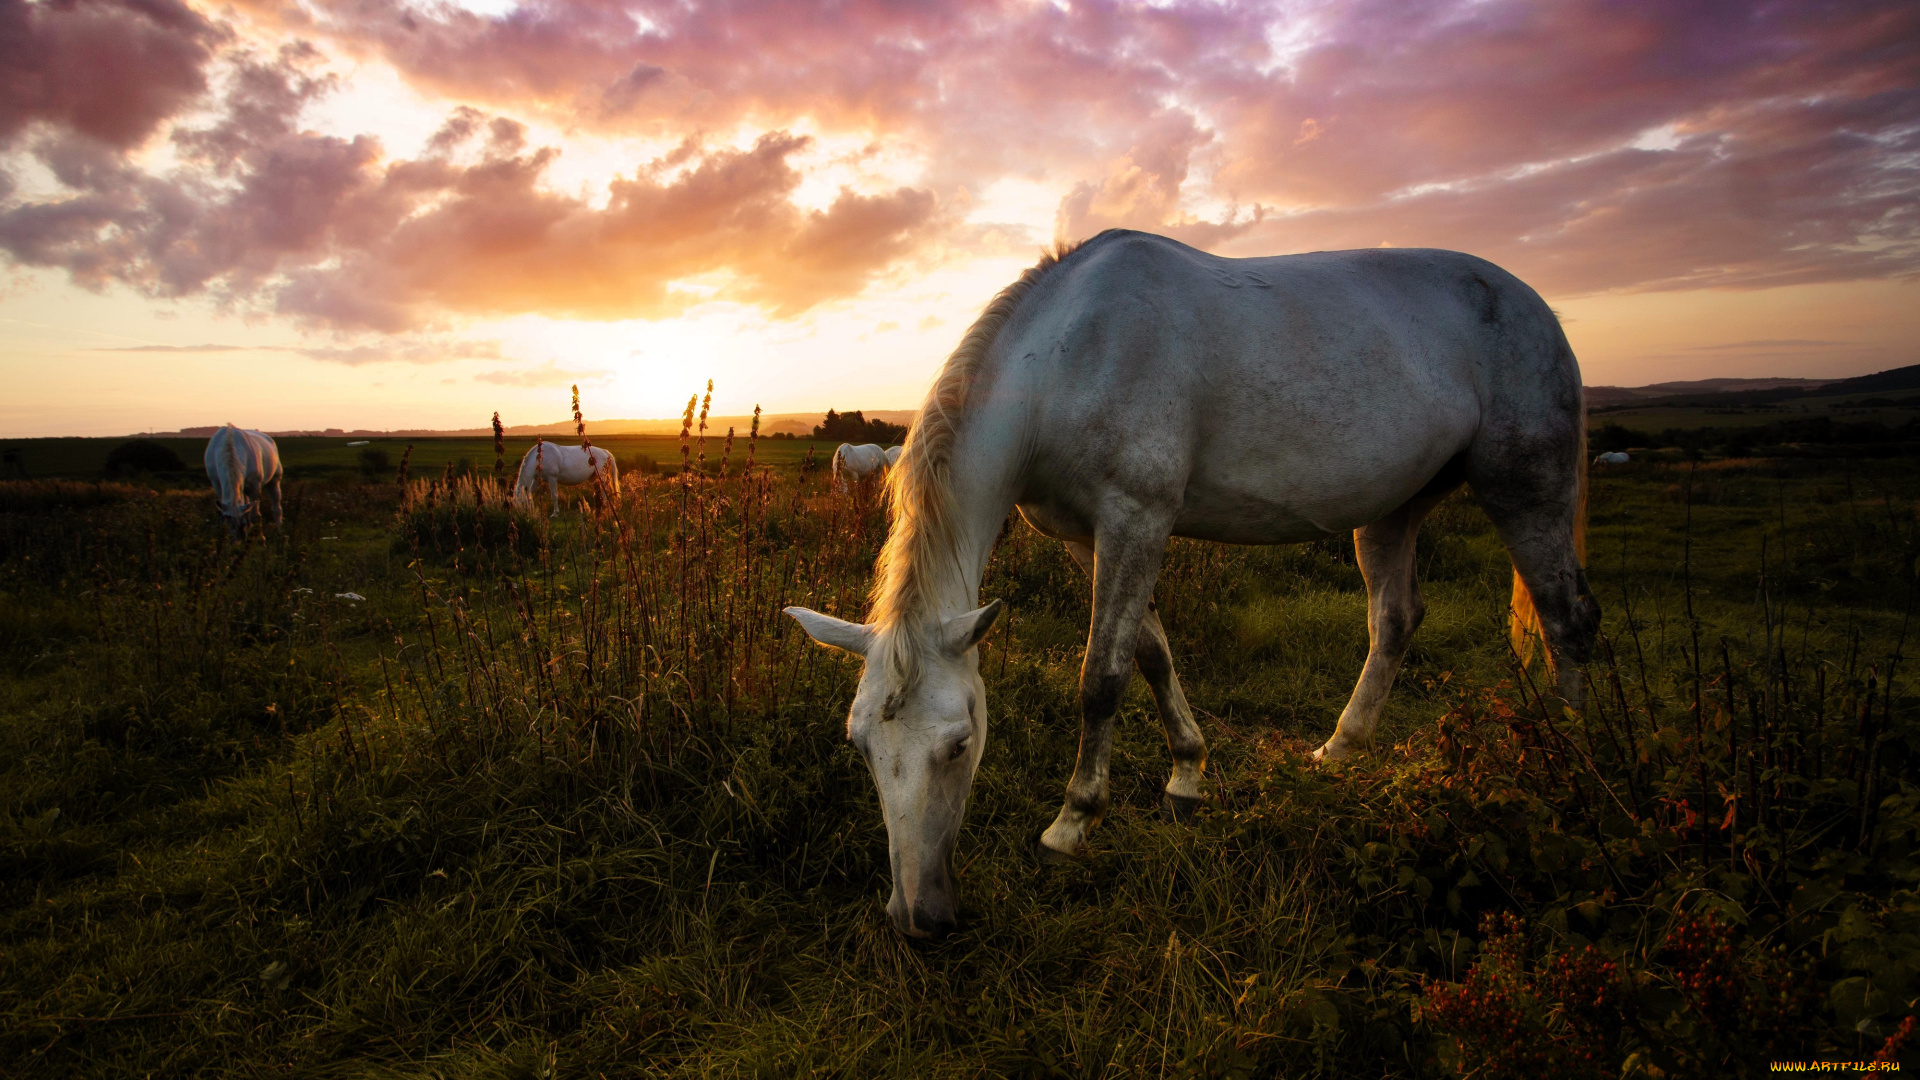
1,0,1916,436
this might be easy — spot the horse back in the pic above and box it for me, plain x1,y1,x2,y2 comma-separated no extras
981,232,1580,541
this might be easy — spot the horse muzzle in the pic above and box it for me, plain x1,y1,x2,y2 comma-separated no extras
890,860,967,937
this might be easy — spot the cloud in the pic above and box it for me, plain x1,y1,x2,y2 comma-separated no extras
1690,339,1852,350
91,336,505,363
2,0,1918,332
474,360,610,387
0,50,942,329
265,0,1917,297
293,338,504,366
0,0,224,149
95,342,255,352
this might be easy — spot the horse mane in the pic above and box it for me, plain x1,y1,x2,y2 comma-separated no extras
223,423,246,512
866,234,1096,693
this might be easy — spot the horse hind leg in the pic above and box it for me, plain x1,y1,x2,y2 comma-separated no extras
1063,541,1208,821
1137,606,1207,820
1314,493,1446,762
1486,501,1599,706
1472,456,1601,706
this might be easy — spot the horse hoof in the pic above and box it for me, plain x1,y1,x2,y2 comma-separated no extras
1313,740,1361,764
1034,837,1081,866
1161,793,1201,823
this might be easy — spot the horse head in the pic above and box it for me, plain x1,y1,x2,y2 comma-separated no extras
218,498,256,538
784,600,1003,939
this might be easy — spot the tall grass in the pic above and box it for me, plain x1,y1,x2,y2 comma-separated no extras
0,455,1914,1077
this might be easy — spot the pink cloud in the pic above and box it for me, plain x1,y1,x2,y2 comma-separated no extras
0,52,942,329
0,0,1915,330
0,0,224,149
232,0,1920,296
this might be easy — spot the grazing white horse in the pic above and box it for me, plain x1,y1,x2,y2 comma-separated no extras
1593,451,1630,465
787,230,1596,938
831,443,891,491
513,441,618,516
204,424,283,537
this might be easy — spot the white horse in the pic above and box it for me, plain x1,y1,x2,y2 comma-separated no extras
787,230,1596,938
513,441,618,516
204,424,283,537
831,442,891,491
1593,451,1630,465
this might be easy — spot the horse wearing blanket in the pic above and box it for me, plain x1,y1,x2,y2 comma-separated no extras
204,425,283,538
786,230,1598,939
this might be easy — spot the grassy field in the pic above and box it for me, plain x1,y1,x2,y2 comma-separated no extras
0,440,1915,1077
1592,389,1920,436
2,433,827,484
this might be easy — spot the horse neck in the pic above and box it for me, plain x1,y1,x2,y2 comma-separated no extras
904,413,1026,623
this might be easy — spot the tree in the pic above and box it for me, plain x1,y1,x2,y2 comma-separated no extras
811,409,906,445
103,440,185,475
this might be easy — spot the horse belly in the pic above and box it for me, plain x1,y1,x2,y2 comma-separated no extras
1171,462,1433,544
1172,395,1478,544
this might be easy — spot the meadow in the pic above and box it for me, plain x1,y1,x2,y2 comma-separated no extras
0,428,1915,1077
3,432,822,484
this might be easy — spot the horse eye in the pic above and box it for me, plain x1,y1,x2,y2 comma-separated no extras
948,738,970,762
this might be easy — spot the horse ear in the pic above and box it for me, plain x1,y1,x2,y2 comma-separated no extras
943,599,1004,655
784,607,873,656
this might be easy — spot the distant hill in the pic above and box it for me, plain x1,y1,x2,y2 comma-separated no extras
1587,364,1920,412
154,411,920,440
1584,377,1835,409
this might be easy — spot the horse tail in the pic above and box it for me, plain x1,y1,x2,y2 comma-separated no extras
1509,440,1588,667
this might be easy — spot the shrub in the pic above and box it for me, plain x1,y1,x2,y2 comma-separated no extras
357,446,391,479
0,479,155,513
393,474,544,564
103,439,186,475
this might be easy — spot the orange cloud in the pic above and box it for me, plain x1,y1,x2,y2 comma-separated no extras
0,51,942,330
1,0,1916,333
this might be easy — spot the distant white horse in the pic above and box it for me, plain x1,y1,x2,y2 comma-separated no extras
204,424,283,537
787,230,1597,938
1593,451,1630,465
831,443,891,491
513,441,618,516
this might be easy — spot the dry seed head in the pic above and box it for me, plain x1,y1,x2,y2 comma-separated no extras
679,393,696,478
696,379,712,470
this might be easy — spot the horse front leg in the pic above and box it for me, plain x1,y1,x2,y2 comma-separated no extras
1063,540,1207,823
1039,521,1171,862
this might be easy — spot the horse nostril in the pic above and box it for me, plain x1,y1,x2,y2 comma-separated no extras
910,900,958,940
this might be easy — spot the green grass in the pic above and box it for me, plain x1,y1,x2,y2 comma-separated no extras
0,455,1915,1077
1591,388,1920,436
3,433,830,484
